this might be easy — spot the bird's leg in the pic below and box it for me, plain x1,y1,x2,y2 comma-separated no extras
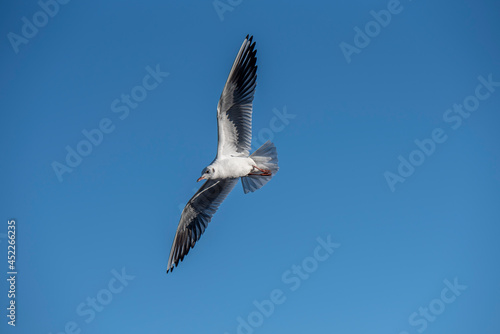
251,165,272,176
252,165,271,173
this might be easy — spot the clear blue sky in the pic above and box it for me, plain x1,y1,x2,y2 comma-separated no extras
1,1,500,333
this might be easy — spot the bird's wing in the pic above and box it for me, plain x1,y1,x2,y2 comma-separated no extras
166,178,238,273
216,35,258,158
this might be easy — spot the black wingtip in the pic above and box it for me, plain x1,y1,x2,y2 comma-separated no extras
250,41,257,52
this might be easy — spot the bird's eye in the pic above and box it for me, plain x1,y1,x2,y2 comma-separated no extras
205,170,209,174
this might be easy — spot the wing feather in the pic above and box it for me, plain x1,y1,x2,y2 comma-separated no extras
166,178,238,273
217,35,258,157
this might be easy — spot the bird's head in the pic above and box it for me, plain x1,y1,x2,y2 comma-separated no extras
197,166,215,182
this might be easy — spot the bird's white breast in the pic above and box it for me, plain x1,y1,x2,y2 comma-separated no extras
212,156,255,179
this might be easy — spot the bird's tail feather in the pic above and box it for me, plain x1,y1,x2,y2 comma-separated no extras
241,141,279,194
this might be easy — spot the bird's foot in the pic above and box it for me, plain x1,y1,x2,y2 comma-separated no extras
251,166,272,176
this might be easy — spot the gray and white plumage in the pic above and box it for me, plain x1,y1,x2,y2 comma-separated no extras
166,35,278,273
216,35,257,158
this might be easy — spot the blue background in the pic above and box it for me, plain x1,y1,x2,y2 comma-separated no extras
1,1,499,333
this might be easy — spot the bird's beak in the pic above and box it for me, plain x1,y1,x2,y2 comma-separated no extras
197,176,204,182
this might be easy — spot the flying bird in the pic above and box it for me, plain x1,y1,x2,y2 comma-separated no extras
166,35,279,273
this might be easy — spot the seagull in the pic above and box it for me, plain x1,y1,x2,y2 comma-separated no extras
166,35,279,273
